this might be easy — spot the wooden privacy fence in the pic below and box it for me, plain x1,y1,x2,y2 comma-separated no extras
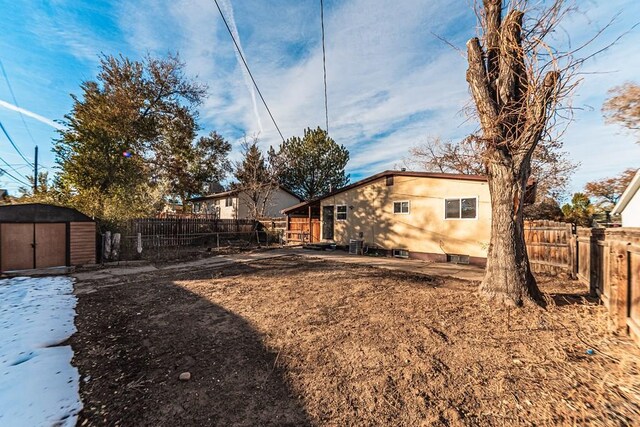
287,217,320,244
575,228,640,345
524,220,575,275
524,220,640,346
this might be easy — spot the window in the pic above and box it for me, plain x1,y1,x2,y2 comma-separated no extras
336,205,347,221
393,201,410,214
225,197,233,207
445,197,477,219
386,176,394,186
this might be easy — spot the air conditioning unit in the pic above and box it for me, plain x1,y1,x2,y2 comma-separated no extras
447,254,470,264
393,249,409,258
349,239,364,255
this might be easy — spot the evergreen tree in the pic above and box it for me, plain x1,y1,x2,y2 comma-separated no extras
561,193,593,227
234,137,278,219
270,127,349,200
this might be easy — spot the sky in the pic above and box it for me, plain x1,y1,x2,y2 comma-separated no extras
0,0,638,197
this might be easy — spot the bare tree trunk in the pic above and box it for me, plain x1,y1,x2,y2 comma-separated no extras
465,1,562,307
480,160,542,306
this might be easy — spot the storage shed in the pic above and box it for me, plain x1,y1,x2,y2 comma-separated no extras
0,203,96,272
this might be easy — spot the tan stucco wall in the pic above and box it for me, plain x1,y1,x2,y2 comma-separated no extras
319,175,491,258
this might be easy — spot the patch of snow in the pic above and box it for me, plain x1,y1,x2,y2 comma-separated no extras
0,276,82,426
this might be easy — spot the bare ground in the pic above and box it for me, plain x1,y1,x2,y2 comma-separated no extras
70,256,640,426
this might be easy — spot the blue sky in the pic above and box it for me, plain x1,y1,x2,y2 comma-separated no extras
0,0,639,197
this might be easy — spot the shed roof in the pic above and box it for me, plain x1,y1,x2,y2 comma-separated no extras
0,203,94,223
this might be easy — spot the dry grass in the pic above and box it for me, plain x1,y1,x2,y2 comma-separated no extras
74,256,640,426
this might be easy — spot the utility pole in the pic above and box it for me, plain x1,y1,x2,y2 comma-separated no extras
34,145,38,193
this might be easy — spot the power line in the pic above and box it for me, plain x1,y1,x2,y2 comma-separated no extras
320,0,329,134
212,0,285,142
0,120,33,167
0,153,30,186
0,59,38,147
0,152,29,183
0,168,29,186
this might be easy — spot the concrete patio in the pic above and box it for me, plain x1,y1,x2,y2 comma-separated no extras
274,248,485,281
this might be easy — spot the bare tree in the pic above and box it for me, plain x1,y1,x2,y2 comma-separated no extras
406,134,576,198
584,168,637,210
603,82,640,143
464,0,593,306
234,136,279,220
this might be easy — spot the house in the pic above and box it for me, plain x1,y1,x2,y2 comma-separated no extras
283,170,507,265
612,168,640,227
189,186,302,220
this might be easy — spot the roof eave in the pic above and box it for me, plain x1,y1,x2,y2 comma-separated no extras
612,169,640,215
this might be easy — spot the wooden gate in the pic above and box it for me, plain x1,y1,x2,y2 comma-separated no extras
287,218,320,243
524,220,575,275
0,223,66,271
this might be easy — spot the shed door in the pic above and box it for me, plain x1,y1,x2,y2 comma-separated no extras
322,206,334,240
1,224,34,271
35,223,66,268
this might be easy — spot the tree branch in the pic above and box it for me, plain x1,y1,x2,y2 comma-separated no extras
483,0,502,93
497,10,526,107
516,71,560,162
466,37,501,142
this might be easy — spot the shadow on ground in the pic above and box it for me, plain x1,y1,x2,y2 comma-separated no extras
70,262,310,426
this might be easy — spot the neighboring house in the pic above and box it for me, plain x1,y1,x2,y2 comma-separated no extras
189,186,302,219
612,168,640,227
283,170,535,266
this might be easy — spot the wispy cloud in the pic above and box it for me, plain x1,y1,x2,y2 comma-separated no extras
216,0,264,133
43,0,640,192
0,100,64,130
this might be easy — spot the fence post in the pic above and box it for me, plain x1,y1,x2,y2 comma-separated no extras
608,240,630,334
104,231,112,261
137,233,143,254
567,223,577,279
112,233,121,261
589,229,605,297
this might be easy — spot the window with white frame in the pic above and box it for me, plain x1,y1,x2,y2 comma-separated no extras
225,197,233,207
336,205,347,221
393,201,410,214
445,197,477,219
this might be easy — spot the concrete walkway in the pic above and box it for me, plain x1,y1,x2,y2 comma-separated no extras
72,248,484,284
72,251,291,283
273,248,485,281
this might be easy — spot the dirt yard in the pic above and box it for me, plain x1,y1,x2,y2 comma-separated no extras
70,255,640,426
